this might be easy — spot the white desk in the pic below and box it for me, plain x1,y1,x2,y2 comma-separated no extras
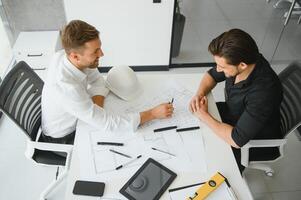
64,73,253,200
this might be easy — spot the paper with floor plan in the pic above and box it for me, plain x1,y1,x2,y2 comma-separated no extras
104,80,202,130
90,80,207,174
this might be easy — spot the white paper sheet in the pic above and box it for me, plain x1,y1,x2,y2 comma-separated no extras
90,132,172,173
90,128,207,174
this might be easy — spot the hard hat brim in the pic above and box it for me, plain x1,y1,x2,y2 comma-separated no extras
106,80,143,101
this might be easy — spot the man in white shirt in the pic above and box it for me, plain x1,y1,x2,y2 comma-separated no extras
41,20,173,144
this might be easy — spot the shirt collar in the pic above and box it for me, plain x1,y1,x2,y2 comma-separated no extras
242,54,262,86
231,54,261,88
63,55,87,82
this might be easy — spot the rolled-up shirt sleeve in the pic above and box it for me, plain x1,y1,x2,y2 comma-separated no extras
57,82,140,132
231,83,278,147
86,69,109,97
207,66,226,83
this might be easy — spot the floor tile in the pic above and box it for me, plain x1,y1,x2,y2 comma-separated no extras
0,115,28,149
172,20,203,64
244,168,270,194
0,146,57,200
253,192,274,200
271,190,301,200
262,133,301,192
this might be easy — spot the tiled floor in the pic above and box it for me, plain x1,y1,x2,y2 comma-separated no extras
172,0,301,64
0,115,59,200
243,132,301,200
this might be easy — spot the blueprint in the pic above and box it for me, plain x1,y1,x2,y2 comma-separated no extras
90,80,207,174
104,80,201,130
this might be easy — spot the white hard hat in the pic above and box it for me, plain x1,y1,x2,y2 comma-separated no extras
106,66,143,101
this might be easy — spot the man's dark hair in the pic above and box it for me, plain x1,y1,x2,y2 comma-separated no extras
208,29,259,65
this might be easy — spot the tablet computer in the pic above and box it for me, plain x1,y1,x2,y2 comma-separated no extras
119,158,177,200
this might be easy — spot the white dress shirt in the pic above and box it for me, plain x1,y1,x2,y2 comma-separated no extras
41,50,140,138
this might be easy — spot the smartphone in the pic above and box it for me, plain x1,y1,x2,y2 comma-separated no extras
73,180,105,197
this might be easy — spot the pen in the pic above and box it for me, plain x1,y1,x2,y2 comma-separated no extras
176,126,200,132
115,155,142,170
170,98,174,104
97,142,124,146
55,167,59,180
153,125,177,133
109,149,132,158
151,147,176,157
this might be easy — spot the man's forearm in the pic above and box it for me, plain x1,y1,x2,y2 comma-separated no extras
92,95,105,107
140,109,155,124
203,113,239,148
197,72,217,96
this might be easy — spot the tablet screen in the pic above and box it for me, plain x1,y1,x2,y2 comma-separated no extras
120,158,176,200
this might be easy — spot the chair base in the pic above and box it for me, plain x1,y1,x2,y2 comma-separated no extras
247,163,275,177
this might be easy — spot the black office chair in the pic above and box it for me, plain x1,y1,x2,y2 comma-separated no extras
241,61,301,176
0,61,73,200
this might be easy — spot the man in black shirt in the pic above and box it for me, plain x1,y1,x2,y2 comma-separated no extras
189,29,283,173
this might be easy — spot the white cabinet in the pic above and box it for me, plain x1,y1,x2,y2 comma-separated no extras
12,31,60,80
13,31,60,70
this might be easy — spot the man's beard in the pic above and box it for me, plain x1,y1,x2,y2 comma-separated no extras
89,59,99,68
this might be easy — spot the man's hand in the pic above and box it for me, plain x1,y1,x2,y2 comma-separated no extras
193,96,239,148
189,94,204,113
193,96,209,121
151,103,174,119
140,102,174,124
92,95,105,107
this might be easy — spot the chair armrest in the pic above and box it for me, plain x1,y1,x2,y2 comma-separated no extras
243,139,287,149
29,141,73,154
241,139,287,167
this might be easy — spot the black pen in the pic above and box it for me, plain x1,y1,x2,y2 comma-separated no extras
55,166,59,180
170,98,174,104
115,155,142,170
153,126,177,133
176,126,200,132
97,142,124,146
109,149,132,158
151,147,176,157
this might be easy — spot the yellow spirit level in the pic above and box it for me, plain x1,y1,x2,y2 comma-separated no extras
187,172,226,200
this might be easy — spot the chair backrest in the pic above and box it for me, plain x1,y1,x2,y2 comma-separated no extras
278,61,301,138
0,61,44,141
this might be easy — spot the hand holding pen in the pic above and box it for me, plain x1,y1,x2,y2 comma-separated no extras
150,101,174,119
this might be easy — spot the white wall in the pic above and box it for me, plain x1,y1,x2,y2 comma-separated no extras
0,16,12,77
64,0,175,67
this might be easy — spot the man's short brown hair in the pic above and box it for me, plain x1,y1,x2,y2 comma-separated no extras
208,29,259,65
60,20,99,54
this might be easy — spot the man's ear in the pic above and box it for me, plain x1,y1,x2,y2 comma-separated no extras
69,51,80,62
238,62,248,70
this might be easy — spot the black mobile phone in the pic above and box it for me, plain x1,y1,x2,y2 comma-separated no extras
73,180,105,197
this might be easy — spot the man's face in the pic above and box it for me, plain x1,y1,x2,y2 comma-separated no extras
214,55,240,78
77,38,104,69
